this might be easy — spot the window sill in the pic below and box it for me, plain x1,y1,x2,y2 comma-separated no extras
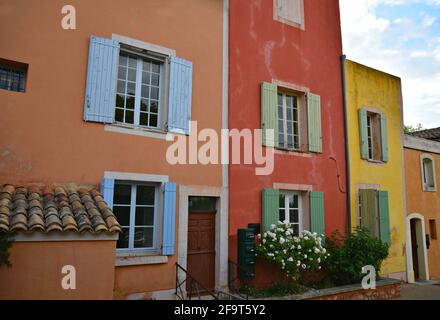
422,188,437,193
365,159,386,166
275,148,312,158
115,254,169,267
105,123,169,140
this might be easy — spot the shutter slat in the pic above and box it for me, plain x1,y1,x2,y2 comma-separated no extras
168,56,193,135
162,182,177,255
262,189,280,232
378,191,391,245
307,93,322,153
359,109,369,159
310,191,325,236
100,177,115,209
380,114,389,162
84,35,120,123
360,189,377,237
261,82,278,147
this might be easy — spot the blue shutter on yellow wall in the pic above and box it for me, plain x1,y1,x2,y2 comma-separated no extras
100,177,115,209
378,191,391,245
262,189,280,232
261,82,278,147
359,109,369,160
162,182,177,255
310,192,325,236
168,56,193,135
380,114,389,162
84,36,120,123
307,93,323,153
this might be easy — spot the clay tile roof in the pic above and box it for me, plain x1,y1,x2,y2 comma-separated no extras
0,184,121,234
411,127,440,142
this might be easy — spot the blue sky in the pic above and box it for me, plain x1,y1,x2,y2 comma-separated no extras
339,0,440,128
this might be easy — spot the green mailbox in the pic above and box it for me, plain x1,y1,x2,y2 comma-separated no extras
237,228,256,280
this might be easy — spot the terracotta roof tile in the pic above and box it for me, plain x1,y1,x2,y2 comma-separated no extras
0,184,121,234
411,127,440,141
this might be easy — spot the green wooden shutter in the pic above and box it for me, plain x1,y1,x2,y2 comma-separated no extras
262,189,280,232
310,192,325,236
380,114,389,162
261,82,278,147
359,109,369,160
307,93,322,153
378,191,391,245
359,189,377,237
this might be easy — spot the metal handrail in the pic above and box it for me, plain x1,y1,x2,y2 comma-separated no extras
175,263,218,300
228,260,250,300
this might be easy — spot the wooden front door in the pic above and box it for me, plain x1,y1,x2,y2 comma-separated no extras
187,211,216,294
410,219,420,279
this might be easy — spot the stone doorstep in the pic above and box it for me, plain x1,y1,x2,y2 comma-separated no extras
259,278,402,300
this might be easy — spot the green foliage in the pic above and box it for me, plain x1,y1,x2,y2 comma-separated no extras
239,283,307,298
404,123,424,134
256,222,329,280
0,232,12,267
323,228,389,286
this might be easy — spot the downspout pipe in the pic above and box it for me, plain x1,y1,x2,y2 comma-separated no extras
341,54,352,233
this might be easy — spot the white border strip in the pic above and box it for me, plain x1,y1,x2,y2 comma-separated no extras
14,232,118,242
104,171,169,183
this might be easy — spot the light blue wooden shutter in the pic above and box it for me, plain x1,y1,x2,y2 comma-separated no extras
162,182,177,255
261,82,278,147
378,191,391,245
100,177,115,209
84,36,120,123
168,56,193,135
359,109,369,160
307,93,322,153
310,192,325,236
262,189,280,232
380,114,389,162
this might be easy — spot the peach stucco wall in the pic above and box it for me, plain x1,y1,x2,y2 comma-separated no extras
405,148,440,279
0,240,116,299
0,0,224,297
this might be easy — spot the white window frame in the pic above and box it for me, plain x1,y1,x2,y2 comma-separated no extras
421,154,437,192
114,181,161,255
277,91,300,151
273,0,305,30
115,50,166,130
279,191,303,233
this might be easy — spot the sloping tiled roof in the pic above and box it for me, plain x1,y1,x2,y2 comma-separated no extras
0,185,121,233
411,127,440,142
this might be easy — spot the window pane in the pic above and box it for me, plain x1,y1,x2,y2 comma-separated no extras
149,114,158,127
115,108,124,122
286,96,293,107
287,121,293,134
134,227,153,248
292,224,299,236
140,99,148,112
115,94,124,108
279,194,285,208
142,61,151,72
290,195,299,209
114,184,131,204
151,73,160,86
126,96,135,110
290,209,299,223
118,66,127,80
136,185,155,205
189,197,216,212
117,80,125,94
278,94,283,105
140,112,148,126
142,72,151,85
135,207,155,226
117,227,130,249
119,55,127,66
127,68,137,82
127,82,136,95
113,205,131,226
151,87,159,100
279,209,286,223
151,62,160,73
150,100,158,114
125,110,134,124
128,57,137,68
141,85,150,98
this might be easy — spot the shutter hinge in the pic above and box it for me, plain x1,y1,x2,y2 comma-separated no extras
86,95,91,109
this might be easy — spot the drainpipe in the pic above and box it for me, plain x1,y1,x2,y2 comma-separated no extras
341,55,352,233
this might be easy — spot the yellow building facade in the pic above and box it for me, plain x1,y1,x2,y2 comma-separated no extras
343,59,407,280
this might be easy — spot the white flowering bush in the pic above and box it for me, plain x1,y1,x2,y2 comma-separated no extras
256,222,329,280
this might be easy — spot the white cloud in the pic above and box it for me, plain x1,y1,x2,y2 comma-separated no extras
340,0,440,128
